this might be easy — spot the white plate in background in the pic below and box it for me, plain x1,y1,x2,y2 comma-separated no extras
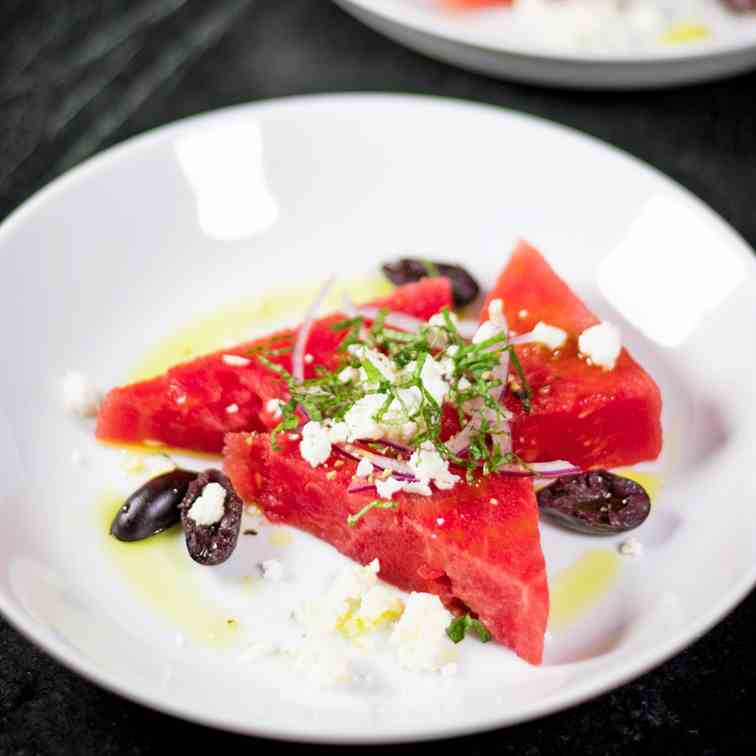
335,0,756,88
0,94,755,742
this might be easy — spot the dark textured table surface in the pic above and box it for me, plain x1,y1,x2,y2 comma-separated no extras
2,2,755,754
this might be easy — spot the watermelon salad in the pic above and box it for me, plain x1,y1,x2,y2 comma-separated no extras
442,0,756,54
93,241,662,673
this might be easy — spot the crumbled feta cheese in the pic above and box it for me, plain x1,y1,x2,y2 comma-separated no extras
265,398,282,418
222,354,250,367
304,353,314,364
356,458,374,477
296,559,381,634
356,585,404,628
401,480,433,496
618,537,644,557
343,393,388,441
327,421,348,444
261,559,285,581
375,476,404,500
429,311,458,329
299,421,332,467
530,321,567,350
225,403,239,414
187,482,226,526
409,442,460,491
578,322,622,370
390,592,458,672
338,366,359,383
61,370,100,417
446,345,460,357
472,319,500,345
488,298,505,322
420,355,451,405
457,377,471,391
363,348,397,382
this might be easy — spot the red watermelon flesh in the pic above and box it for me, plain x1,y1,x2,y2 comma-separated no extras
484,241,662,469
96,278,452,453
224,431,549,665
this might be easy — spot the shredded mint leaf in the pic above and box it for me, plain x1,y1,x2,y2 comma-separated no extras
421,259,440,278
446,613,492,644
508,347,533,413
347,499,398,527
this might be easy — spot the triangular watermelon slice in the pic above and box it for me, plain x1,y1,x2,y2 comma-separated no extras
96,278,452,453
223,431,549,665
483,241,662,469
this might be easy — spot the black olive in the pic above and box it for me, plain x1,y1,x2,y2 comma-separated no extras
537,470,651,535
382,258,480,308
110,469,197,542
179,469,243,566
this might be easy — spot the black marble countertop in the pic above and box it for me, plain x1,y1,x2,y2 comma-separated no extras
2,2,755,753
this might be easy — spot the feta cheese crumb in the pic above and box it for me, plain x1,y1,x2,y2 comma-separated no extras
375,476,404,500
222,354,250,367
296,559,381,634
225,403,239,414
356,458,374,477
265,398,282,418
618,537,644,557
304,353,314,365
390,592,458,672
299,421,332,467
187,482,226,526
261,559,285,581
530,321,567,350
327,421,348,444
409,442,460,491
578,322,622,370
338,366,359,383
61,370,100,417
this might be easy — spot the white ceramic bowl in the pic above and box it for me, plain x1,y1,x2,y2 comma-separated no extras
1,94,755,742
335,0,756,88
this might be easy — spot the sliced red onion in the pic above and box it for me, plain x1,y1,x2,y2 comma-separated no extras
357,437,411,455
499,460,582,478
292,277,334,381
340,445,417,477
347,481,377,494
529,461,583,478
456,319,478,340
508,330,538,346
356,306,425,334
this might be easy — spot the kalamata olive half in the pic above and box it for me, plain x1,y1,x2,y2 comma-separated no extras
110,469,198,542
537,470,651,535
179,469,243,566
382,258,480,308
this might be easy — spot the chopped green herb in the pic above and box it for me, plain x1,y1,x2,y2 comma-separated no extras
446,613,492,644
347,499,398,527
508,347,532,413
421,259,440,278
